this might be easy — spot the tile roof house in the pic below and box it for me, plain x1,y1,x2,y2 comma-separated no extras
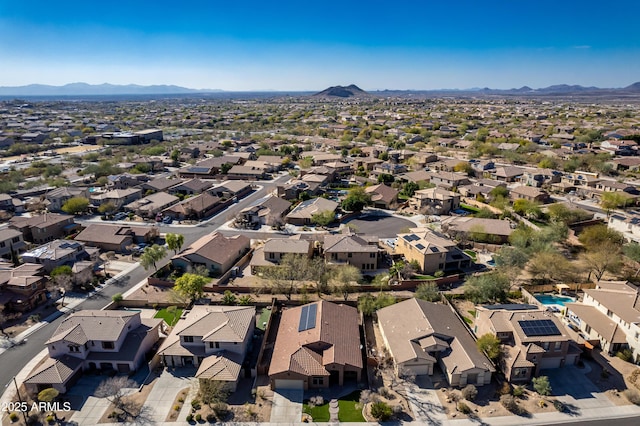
509,185,551,203
124,192,179,218
45,187,89,212
377,298,494,386
269,301,363,390
285,197,339,226
365,184,399,209
250,237,312,273
9,213,78,244
90,188,143,209
440,216,514,244
475,304,580,383
24,310,162,394
0,227,26,259
395,228,472,274
163,192,227,221
21,239,98,274
0,263,47,312
172,232,250,277
75,224,158,252
323,233,380,273
565,281,640,362
409,187,461,215
157,305,255,392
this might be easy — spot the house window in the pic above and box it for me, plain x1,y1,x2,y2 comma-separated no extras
370,253,376,258
0,242,5,248
348,253,352,258
514,368,528,378
183,336,194,343
68,345,79,353
542,342,550,350
102,341,115,349
554,342,562,351
585,325,592,334
12,237,19,243
607,309,613,318
312,377,324,385
269,252,275,259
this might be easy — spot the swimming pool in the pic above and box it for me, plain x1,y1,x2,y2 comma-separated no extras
534,294,575,307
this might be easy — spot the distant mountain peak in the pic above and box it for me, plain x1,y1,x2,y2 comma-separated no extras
0,82,222,96
312,84,368,98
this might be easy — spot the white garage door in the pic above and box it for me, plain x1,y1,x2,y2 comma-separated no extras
274,379,304,390
540,357,562,369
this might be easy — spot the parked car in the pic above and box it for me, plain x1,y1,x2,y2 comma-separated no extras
162,216,173,224
114,212,127,221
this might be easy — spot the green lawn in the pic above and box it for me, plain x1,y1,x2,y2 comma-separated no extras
303,401,330,422
303,391,365,423
154,307,183,326
338,391,365,422
413,274,435,280
460,203,481,213
257,308,272,331
463,250,477,261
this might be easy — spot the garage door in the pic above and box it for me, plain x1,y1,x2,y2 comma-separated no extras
539,357,562,369
274,379,304,390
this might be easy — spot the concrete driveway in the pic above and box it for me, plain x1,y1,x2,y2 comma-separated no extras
404,375,447,426
142,367,196,423
270,388,303,423
542,364,614,411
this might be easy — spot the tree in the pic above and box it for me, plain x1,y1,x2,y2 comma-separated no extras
476,333,501,361
96,376,138,411
464,271,511,303
401,181,419,198
50,265,74,306
330,265,361,301
220,162,233,174
166,233,185,254
415,282,440,302
262,254,311,300
174,273,208,304
98,202,117,215
0,305,8,336
221,290,237,305
358,293,396,317
547,203,592,225
199,379,229,407
37,388,59,403
489,186,509,199
170,149,180,165
370,401,393,421
513,199,542,219
578,224,624,250
341,186,371,212
140,244,167,271
112,293,123,303
580,242,622,281
601,191,631,217
623,242,640,276
454,161,474,176
532,376,552,396
238,295,254,305
311,210,335,227
527,251,576,283
61,196,90,215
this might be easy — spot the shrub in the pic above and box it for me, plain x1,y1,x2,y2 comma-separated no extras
500,394,519,413
624,389,640,405
616,349,634,363
553,400,565,412
378,386,394,399
457,402,472,414
195,413,202,421
538,399,547,408
498,381,512,396
186,414,193,422
191,398,201,409
9,412,18,422
174,404,181,411
532,376,552,396
461,384,478,401
46,415,55,424
309,395,324,407
512,386,525,397
371,401,393,421
206,413,216,422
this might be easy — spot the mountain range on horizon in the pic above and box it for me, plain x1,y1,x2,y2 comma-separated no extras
1,81,640,97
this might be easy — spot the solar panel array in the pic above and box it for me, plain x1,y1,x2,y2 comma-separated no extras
298,304,318,332
518,319,561,337
415,243,425,250
403,234,420,242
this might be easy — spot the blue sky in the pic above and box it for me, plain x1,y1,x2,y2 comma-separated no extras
1,0,639,90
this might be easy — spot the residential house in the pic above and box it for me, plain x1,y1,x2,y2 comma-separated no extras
250,237,313,273
395,229,472,274
0,263,47,312
323,233,380,273
377,298,494,386
172,232,250,277
21,239,98,274
75,224,158,252
492,166,525,182
426,171,470,189
24,310,162,394
226,165,267,180
409,187,460,215
509,185,551,204
163,192,227,221
168,179,213,196
90,188,143,209
609,213,640,243
600,140,638,156
209,181,253,200
178,156,242,178
277,181,319,200
140,176,184,194
373,162,408,176
557,171,600,191
157,305,255,392
475,305,580,383
565,281,640,363
9,213,78,244
269,301,363,390
234,195,291,229
441,216,514,244
520,170,562,188
0,193,23,214
124,192,179,218
0,228,26,259
285,197,339,226
45,187,89,212
106,173,149,190
365,184,398,209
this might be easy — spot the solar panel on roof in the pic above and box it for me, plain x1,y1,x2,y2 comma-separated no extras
415,243,425,250
518,319,561,337
188,167,211,173
429,247,439,252
298,304,318,332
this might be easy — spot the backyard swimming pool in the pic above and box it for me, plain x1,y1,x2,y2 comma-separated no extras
534,294,575,307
